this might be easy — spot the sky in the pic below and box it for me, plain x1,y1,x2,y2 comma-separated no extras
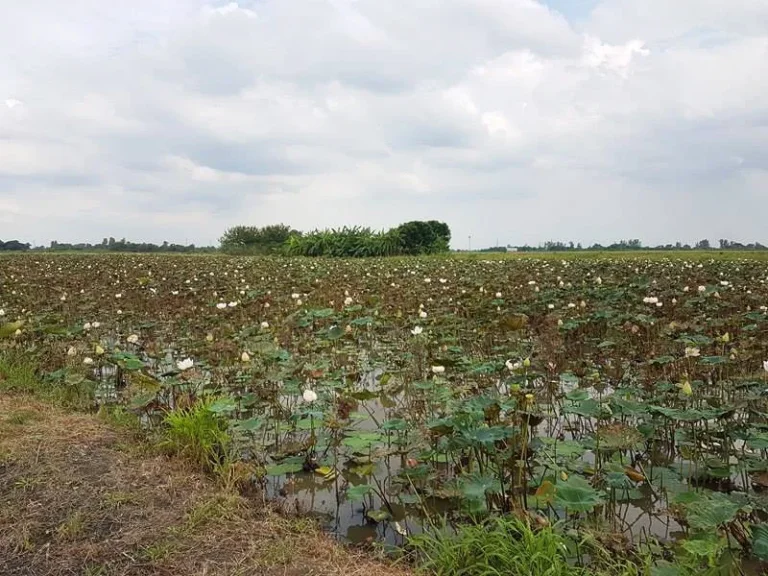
1,0,767,249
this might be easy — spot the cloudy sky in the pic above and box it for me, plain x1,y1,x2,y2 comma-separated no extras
1,0,766,248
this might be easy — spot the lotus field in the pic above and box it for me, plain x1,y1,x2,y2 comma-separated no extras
4,253,768,572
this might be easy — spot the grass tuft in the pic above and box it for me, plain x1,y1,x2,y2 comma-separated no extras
161,399,232,475
409,516,644,576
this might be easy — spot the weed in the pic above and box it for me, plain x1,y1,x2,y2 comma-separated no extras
83,564,108,576
13,475,43,492
409,516,642,576
0,353,40,394
102,490,141,509
183,492,243,532
162,399,232,475
140,540,176,562
56,510,87,541
0,352,94,409
6,409,39,425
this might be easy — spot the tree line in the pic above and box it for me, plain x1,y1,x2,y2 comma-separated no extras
512,239,768,252
0,238,215,253
219,221,452,257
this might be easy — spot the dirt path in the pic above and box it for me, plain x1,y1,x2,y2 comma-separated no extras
0,395,409,576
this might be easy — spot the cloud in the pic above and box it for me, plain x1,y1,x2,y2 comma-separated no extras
0,0,766,248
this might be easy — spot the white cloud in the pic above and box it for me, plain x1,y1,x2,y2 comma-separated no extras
0,0,766,248
582,36,649,77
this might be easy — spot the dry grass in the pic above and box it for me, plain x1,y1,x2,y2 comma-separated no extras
0,395,410,576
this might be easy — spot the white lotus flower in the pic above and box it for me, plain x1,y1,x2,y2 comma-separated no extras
260,321,270,329
216,302,227,310
67,346,77,357
296,298,303,306
344,297,353,306
763,360,768,373
0,309,4,316
291,293,300,299
302,389,318,403
698,285,706,293
228,301,238,308
95,345,105,355
685,347,701,358
177,357,194,371
83,322,92,330
596,277,603,285
115,293,122,299
431,365,445,374
411,326,423,336
506,359,521,371
241,351,251,362
83,357,94,365
127,334,139,344
547,304,555,310
495,292,502,298
419,310,428,318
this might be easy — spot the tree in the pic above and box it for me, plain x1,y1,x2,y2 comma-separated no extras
394,221,452,255
695,239,710,250
0,240,30,251
220,224,299,254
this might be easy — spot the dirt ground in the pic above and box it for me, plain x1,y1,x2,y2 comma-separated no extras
0,395,410,576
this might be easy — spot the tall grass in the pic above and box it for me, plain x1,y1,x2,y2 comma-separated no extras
162,399,231,474
409,517,646,576
0,351,94,409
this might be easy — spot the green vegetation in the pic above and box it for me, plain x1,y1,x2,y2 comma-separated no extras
3,252,768,574
409,517,644,576
219,224,299,254
221,220,451,256
162,399,232,473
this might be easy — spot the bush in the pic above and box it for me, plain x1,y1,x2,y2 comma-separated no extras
269,221,451,257
220,224,299,254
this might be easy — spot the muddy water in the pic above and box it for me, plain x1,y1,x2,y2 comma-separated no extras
95,364,749,556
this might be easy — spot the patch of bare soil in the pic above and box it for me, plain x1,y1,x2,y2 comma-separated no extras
0,395,409,576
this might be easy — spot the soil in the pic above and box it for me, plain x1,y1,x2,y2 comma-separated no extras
0,395,409,576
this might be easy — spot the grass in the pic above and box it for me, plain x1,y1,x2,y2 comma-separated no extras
0,351,94,409
6,409,39,425
409,517,646,576
56,510,88,541
162,399,232,474
0,352,39,394
0,385,408,576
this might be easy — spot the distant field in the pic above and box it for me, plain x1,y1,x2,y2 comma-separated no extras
455,250,768,260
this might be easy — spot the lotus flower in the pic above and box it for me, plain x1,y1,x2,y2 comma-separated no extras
177,357,194,371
